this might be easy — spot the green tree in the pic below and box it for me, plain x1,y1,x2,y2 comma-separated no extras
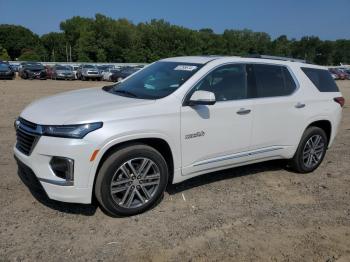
0,24,44,60
2,14,350,65
18,49,41,61
41,32,67,62
0,45,10,60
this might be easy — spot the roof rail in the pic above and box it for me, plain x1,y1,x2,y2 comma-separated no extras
245,54,307,63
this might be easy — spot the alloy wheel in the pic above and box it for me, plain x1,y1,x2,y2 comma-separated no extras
302,134,325,168
110,158,161,209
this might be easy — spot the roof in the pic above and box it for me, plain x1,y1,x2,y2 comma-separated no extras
160,56,226,64
161,55,325,69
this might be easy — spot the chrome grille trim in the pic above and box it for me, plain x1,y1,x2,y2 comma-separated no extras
15,118,41,156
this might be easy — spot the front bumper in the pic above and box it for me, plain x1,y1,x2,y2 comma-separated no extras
0,72,14,79
14,135,95,204
83,73,102,78
56,74,75,80
28,72,47,79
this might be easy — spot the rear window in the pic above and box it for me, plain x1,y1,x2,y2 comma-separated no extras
301,67,339,92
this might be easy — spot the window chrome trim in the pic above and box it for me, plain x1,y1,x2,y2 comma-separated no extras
182,61,300,106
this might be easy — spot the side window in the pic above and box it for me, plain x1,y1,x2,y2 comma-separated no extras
194,64,247,101
301,67,339,92
252,64,296,98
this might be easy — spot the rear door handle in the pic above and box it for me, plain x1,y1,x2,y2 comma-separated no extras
236,108,251,115
295,102,306,109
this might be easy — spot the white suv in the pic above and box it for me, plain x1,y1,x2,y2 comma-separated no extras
14,56,344,216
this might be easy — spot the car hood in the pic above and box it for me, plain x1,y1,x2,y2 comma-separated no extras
20,87,155,125
56,70,73,74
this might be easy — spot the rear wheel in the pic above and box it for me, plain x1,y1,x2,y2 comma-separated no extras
289,126,328,173
95,144,169,217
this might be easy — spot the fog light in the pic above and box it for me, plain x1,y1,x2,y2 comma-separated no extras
49,157,74,182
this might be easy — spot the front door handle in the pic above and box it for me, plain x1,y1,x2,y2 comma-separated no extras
236,108,251,115
295,102,306,109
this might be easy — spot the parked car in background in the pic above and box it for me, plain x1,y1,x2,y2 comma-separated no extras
0,63,15,80
97,65,113,75
110,67,140,82
51,65,75,80
9,63,20,72
329,68,347,80
332,74,339,80
71,65,79,79
329,70,339,80
77,64,102,81
19,62,47,80
338,68,350,80
45,65,54,79
102,68,121,81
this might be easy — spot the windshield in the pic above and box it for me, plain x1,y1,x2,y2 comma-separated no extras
26,63,44,70
0,64,10,70
98,65,110,70
83,65,95,69
122,68,139,73
56,65,72,71
107,62,202,99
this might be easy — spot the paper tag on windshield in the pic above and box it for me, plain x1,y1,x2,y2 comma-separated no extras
174,65,198,71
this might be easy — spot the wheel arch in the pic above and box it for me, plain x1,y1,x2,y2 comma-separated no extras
90,136,175,199
305,119,332,146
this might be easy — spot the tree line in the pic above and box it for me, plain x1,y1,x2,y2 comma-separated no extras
0,13,349,65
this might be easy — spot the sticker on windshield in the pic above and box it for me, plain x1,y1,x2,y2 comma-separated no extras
174,65,198,71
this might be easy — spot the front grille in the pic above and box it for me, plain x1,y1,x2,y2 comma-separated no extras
15,118,40,156
19,117,37,129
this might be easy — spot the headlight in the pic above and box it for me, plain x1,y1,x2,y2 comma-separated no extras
42,122,103,139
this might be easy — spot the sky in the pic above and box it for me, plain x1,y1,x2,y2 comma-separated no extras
0,0,349,40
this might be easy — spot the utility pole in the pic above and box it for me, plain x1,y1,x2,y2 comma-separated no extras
66,43,68,62
69,45,72,62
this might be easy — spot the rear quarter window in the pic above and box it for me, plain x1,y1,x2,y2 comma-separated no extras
301,67,339,92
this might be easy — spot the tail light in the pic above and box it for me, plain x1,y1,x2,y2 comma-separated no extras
334,97,345,107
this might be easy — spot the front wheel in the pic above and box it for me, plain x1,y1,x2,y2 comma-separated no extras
95,144,169,217
289,126,328,173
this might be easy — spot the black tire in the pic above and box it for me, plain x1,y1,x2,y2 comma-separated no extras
95,144,169,217
289,126,328,173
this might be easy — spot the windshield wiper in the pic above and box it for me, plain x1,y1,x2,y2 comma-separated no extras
113,89,138,98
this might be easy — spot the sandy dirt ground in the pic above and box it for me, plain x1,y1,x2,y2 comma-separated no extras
0,77,349,262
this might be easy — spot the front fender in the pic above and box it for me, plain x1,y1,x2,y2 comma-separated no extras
87,132,179,189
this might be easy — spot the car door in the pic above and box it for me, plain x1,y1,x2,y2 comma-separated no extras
181,64,254,176
248,63,305,152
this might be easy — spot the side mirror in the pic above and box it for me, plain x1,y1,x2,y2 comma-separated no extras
188,90,216,106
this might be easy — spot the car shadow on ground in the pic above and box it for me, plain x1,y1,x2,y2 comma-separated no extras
167,160,287,195
18,160,286,217
28,189,98,216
